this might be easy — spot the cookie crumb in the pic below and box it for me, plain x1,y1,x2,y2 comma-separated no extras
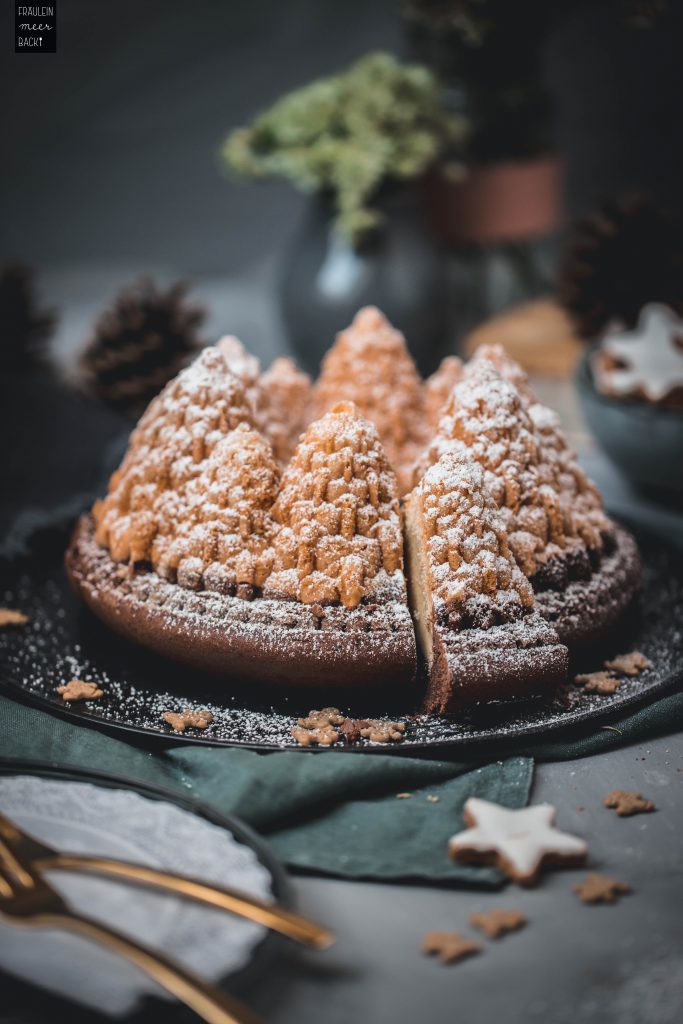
0,608,29,627
291,708,405,747
604,651,651,676
422,932,482,964
396,793,411,799
162,708,213,733
604,790,656,817
576,671,620,695
57,679,104,702
291,707,343,747
426,795,440,803
574,873,631,904
359,719,405,743
469,909,527,939
291,725,338,747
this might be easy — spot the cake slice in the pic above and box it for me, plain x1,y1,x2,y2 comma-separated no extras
422,351,640,646
404,451,568,712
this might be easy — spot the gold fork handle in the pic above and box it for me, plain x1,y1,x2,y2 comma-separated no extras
38,854,333,951
40,910,261,1024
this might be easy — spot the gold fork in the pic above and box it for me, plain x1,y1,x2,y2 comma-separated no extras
0,835,261,1024
0,811,332,950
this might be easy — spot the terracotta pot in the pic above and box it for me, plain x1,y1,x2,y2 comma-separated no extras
424,157,563,245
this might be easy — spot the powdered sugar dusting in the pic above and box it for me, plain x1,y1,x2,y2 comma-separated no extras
311,307,428,494
266,402,405,610
423,356,612,580
414,452,534,630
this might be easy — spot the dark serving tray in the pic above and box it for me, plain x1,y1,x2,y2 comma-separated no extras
1,515,681,752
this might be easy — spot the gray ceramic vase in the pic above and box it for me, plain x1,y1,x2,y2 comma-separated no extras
277,187,449,376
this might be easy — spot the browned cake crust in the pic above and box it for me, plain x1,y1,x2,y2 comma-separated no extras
424,615,568,715
533,525,641,646
66,515,417,688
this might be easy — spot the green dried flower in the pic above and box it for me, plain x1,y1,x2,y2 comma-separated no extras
221,52,466,246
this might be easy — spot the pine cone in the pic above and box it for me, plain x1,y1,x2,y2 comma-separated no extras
558,195,683,340
0,263,56,370
77,277,205,414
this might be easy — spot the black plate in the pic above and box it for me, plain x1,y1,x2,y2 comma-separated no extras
1,516,682,751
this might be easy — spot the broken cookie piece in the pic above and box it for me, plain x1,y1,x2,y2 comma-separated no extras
291,708,405,747
573,873,631,904
358,719,405,743
469,909,527,939
0,608,29,627
604,790,656,817
604,651,651,676
162,708,213,733
422,931,482,964
57,679,104,702
291,725,339,747
291,707,344,747
576,671,620,695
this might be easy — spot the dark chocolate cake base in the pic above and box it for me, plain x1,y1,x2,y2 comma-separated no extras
423,613,568,715
534,525,641,646
66,516,418,688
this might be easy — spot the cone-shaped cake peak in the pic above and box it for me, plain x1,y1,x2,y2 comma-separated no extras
312,306,427,493
94,342,258,567
216,334,261,388
421,354,611,578
265,403,403,609
255,357,312,465
424,355,465,429
412,450,534,629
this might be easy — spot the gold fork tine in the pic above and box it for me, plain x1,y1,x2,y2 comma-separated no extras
0,838,262,1024
0,810,333,950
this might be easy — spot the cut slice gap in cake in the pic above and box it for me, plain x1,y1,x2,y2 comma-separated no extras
404,451,568,713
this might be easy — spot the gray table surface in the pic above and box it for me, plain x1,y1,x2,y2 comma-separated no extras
269,734,683,1024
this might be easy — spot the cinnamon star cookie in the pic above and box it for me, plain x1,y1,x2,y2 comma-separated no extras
448,797,587,885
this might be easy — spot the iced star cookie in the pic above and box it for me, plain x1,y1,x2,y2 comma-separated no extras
448,797,588,885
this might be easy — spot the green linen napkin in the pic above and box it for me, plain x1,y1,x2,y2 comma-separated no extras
0,694,531,886
1,686,681,884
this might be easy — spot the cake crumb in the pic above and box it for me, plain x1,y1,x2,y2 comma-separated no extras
604,790,656,816
396,792,411,799
469,909,527,939
426,795,440,803
422,931,482,964
57,679,104,702
604,651,651,676
574,873,631,904
0,608,29,627
576,671,620,694
162,708,213,733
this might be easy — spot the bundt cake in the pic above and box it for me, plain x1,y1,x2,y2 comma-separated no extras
66,307,641,711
